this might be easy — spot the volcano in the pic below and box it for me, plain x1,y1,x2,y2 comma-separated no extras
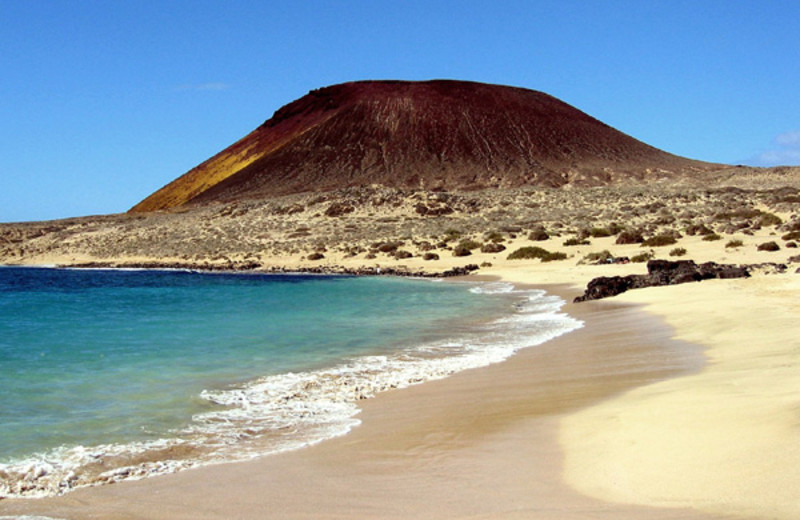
131,80,718,212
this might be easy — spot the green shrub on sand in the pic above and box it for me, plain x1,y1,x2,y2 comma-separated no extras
578,250,613,265
642,234,678,247
616,230,644,245
631,250,655,263
563,237,590,246
507,246,567,262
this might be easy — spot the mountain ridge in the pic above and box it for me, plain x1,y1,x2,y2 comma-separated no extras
131,80,720,213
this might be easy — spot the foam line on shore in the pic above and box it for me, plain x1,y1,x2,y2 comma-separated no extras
0,283,581,499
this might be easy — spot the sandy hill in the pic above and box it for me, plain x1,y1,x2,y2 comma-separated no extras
130,80,720,212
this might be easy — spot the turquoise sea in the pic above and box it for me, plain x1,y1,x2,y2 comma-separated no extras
0,266,581,498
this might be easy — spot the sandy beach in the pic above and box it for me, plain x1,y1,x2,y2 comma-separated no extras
562,275,800,519
3,270,788,519
2,181,799,519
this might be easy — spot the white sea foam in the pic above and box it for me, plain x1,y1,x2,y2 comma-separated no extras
468,282,516,294
0,285,582,499
0,516,69,520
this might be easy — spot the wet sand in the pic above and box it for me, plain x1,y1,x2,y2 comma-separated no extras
0,284,733,520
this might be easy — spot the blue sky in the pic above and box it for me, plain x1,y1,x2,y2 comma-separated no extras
2,1,799,222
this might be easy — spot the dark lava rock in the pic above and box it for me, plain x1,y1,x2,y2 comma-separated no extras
574,259,751,302
747,263,788,274
439,264,480,277
575,275,641,302
757,241,781,252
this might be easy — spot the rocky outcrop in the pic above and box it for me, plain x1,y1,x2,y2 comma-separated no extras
574,260,751,302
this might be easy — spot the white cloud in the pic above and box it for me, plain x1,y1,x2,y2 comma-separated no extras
753,129,800,166
756,148,800,165
775,130,800,147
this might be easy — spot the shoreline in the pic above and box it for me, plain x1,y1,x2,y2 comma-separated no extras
0,277,735,520
0,261,484,281
0,272,578,501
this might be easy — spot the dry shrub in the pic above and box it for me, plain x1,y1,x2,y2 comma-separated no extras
528,228,550,241
631,250,655,263
642,234,678,247
457,239,482,251
507,246,567,262
685,223,714,236
563,237,590,246
480,243,506,253
578,250,613,265
616,230,644,244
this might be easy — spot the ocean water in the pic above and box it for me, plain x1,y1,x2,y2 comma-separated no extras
0,266,581,498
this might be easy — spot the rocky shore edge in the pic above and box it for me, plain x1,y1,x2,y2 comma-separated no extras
57,260,482,278
25,257,795,303
574,259,789,302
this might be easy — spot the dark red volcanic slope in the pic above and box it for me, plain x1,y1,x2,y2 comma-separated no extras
131,80,718,212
